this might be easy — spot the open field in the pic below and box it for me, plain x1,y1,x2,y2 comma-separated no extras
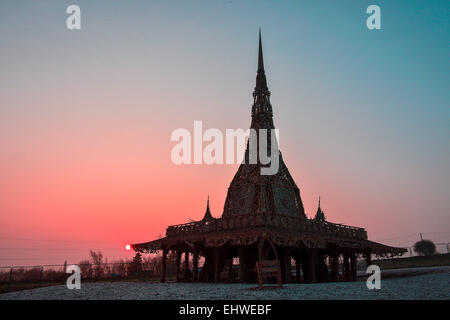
357,266,450,279
0,268,448,300
371,253,450,270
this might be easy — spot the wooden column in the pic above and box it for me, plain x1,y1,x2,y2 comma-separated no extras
365,251,372,268
330,252,339,282
343,253,350,282
193,248,199,282
184,250,190,281
316,252,329,283
175,251,182,282
283,247,292,283
238,247,246,282
310,249,317,283
214,247,220,282
160,249,168,283
303,249,316,283
350,254,357,282
295,255,301,283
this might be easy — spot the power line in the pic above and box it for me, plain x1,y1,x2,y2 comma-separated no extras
0,247,122,251
0,256,129,261
424,232,450,235
0,237,123,243
375,233,418,241
0,261,134,269
0,257,90,261
375,232,450,242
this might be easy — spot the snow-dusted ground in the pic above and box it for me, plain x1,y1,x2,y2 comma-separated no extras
1,269,449,300
356,266,450,278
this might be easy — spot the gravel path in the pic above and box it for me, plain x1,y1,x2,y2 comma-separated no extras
1,271,448,300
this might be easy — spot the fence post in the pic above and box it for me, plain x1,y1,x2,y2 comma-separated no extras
8,267,13,291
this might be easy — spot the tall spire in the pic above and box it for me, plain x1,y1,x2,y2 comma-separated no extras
254,28,269,95
222,28,306,219
258,28,264,71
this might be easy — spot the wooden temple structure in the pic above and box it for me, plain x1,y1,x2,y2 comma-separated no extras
131,31,406,284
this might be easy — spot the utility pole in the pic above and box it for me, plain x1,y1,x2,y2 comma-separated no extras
419,233,423,241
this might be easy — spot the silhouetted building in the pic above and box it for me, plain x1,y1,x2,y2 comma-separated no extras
132,31,406,284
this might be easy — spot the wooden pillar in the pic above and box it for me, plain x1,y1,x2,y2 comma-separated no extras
160,249,168,283
283,247,292,283
214,247,220,282
193,248,199,282
330,252,339,282
316,252,329,283
184,250,190,281
300,255,309,283
310,249,317,283
350,253,357,282
343,253,350,281
198,250,212,282
303,249,316,283
175,251,182,282
365,252,372,268
238,247,246,282
295,255,301,283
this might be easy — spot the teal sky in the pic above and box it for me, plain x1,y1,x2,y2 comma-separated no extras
0,1,449,264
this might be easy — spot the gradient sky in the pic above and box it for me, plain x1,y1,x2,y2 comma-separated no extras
0,0,449,266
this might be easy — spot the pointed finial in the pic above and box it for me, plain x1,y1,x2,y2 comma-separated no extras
315,196,325,221
202,196,213,222
254,28,269,94
258,28,264,71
